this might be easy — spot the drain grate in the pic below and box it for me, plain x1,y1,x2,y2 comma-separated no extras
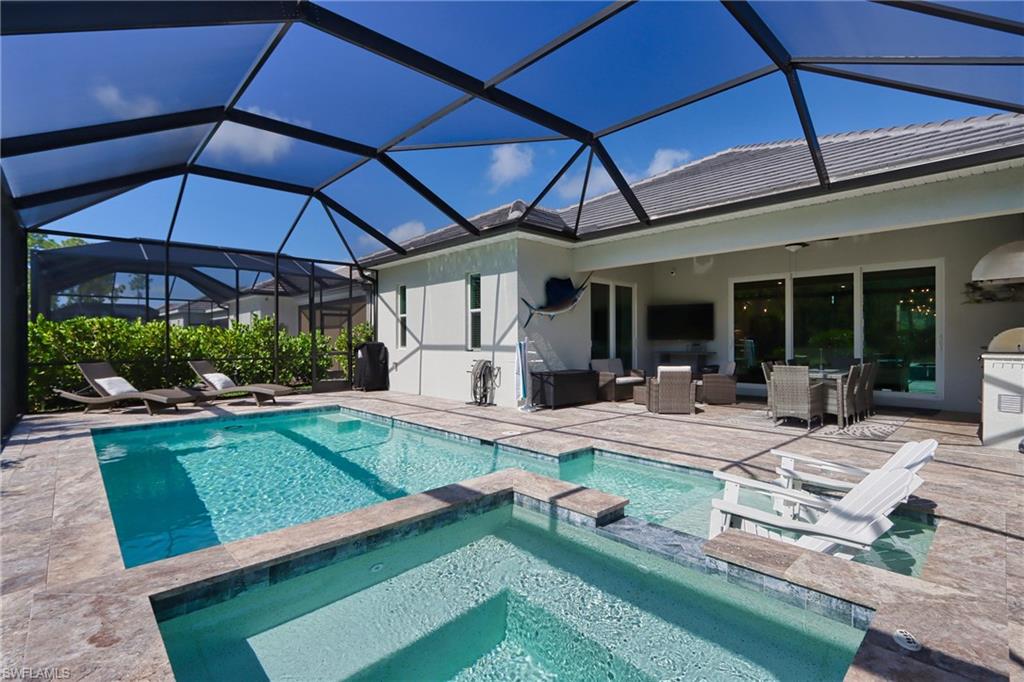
893,629,922,652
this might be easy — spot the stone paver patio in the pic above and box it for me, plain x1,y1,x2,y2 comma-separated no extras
1,390,1020,680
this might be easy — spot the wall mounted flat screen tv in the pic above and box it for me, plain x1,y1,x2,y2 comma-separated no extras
648,303,714,340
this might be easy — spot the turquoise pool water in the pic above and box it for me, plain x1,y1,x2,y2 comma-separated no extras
93,408,934,572
160,506,865,681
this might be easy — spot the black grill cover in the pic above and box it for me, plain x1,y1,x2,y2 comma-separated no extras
353,342,389,391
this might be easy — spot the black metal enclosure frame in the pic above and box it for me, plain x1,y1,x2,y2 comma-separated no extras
1,0,1023,433
2,1,1022,253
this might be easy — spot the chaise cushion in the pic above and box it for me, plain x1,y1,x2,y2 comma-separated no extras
203,372,236,390
95,376,137,396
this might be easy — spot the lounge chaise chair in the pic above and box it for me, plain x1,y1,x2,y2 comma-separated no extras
773,438,937,496
709,468,923,559
188,360,293,406
55,362,203,415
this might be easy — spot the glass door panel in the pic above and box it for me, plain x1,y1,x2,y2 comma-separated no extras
614,284,634,370
863,267,936,394
733,279,786,383
793,273,854,369
590,282,610,360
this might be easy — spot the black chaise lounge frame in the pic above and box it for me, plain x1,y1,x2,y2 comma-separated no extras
54,362,203,415
188,360,294,406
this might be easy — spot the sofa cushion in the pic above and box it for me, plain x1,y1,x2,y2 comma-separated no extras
614,376,644,385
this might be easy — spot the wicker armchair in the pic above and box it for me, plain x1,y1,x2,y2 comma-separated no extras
702,361,737,405
590,358,645,402
771,365,824,431
647,366,696,414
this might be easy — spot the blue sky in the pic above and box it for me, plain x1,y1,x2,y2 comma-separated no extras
4,1,1020,260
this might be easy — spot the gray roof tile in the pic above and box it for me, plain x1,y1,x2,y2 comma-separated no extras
364,113,1023,264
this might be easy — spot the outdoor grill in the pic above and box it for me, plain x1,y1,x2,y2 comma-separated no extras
980,327,1024,452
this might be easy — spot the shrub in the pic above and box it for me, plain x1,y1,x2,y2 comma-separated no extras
27,315,374,412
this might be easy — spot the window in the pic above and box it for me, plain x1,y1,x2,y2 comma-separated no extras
467,274,481,350
733,279,786,383
863,267,936,394
793,273,854,369
397,285,407,348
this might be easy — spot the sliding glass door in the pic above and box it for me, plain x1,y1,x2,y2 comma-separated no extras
793,273,854,369
733,279,786,384
863,267,936,394
591,282,635,368
731,263,940,398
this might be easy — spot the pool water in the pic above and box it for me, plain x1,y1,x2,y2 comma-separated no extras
159,506,866,681
94,409,934,573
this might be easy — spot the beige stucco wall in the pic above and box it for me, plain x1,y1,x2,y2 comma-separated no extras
377,240,520,405
517,237,653,376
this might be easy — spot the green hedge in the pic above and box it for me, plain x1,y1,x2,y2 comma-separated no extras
28,315,374,413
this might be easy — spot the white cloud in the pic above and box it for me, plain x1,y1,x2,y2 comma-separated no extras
554,147,691,202
92,84,159,119
556,165,631,201
204,106,306,164
357,219,428,251
387,220,428,243
645,148,691,176
487,144,534,190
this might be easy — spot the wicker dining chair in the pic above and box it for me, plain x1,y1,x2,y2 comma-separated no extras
864,361,879,415
839,363,861,429
855,362,873,420
761,361,774,417
647,366,696,414
771,365,825,431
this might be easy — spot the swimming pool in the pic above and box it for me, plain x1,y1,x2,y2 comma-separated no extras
159,505,866,681
93,407,934,572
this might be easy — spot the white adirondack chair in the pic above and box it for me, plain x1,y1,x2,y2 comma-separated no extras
709,468,923,560
773,439,936,495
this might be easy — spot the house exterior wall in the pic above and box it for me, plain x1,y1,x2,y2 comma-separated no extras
231,295,301,334
517,237,653,375
373,166,1023,413
377,240,520,406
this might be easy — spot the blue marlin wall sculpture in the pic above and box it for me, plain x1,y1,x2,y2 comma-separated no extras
522,273,593,327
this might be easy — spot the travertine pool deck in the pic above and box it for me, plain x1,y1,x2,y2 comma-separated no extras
1,390,1020,680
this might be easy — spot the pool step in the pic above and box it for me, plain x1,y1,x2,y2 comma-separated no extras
349,591,650,681
317,413,362,433
246,572,508,680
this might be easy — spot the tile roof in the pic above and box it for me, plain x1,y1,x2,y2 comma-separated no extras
363,113,1024,265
